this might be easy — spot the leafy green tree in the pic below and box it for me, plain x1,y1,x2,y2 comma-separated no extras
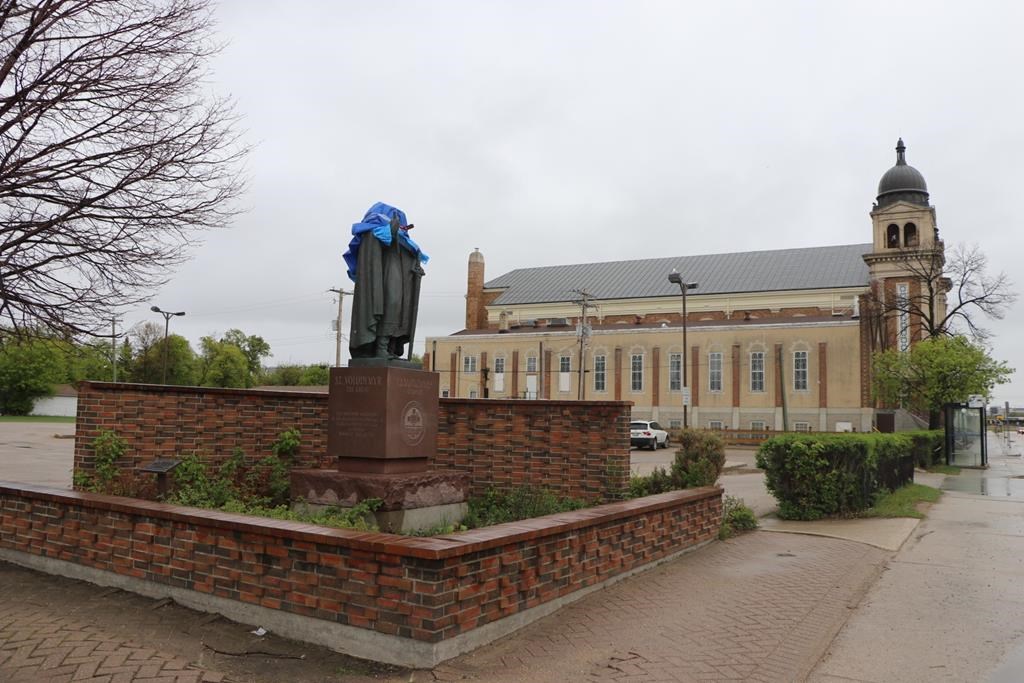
261,364,304,386
197,336,249,388
873,336,1013,428
63,341,114,382
117,339,135,382
299,364,330,385
221,329,271,378
134,334,197,385
0,338,66,414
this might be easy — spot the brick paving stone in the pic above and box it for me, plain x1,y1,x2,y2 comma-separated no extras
0,574,227,683
433,530,887,682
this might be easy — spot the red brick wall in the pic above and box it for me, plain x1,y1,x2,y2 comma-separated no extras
0,482,722,647
434,399,631,501
74,383,333,474
74,383,632,502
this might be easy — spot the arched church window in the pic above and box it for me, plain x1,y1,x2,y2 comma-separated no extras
886,224,900,248
904,223,918,247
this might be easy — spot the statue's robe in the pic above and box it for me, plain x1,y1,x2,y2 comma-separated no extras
348,225,424,359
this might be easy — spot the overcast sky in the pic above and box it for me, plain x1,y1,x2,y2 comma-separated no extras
128,0,1024,404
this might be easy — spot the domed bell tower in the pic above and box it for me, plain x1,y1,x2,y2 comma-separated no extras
868,138,939,255
863,138,948,354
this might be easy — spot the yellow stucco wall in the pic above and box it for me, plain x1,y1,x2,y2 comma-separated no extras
427,319,864,430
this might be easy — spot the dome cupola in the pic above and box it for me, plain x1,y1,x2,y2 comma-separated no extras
876,138,929,208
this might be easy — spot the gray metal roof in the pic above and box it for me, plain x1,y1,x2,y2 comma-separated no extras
484,243,873,305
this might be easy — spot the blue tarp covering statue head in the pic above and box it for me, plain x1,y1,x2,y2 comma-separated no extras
343,203,429,363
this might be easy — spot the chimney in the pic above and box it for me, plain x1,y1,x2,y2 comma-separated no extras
466,248,485,330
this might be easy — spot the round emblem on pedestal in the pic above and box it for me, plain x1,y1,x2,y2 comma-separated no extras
400,400,426,446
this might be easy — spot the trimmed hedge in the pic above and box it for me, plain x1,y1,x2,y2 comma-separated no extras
756,433,919,520
906,430,945,468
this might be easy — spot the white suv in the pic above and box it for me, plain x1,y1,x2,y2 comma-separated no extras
630,420,669,450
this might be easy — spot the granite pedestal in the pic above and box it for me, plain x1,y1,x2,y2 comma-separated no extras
290,365,467,533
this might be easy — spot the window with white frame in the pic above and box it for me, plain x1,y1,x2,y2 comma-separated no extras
463,355,477,373
709,420,724,430
441,389,449,398
709,352,723,392
750,420,766,430
558,355,571,392
630,354,644,392
750,351,765,392
469,389,478,399
669,419,682,430
793,350,808,391
594,354,606,392
896,283,910,352
526,355,538,373
669,353,682,392
493,357,505,392
794,422,811,432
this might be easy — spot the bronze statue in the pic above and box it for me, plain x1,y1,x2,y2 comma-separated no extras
344,203,427,363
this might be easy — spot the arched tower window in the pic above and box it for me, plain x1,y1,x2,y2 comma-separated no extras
886,224,900,248
904,223,918,247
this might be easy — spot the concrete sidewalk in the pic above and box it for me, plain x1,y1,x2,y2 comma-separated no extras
811,434,1024,683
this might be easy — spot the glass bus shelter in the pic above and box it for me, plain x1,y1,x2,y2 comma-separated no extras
945,403,988,468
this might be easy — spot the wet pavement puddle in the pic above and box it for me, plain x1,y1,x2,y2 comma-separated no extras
942,475,1024,498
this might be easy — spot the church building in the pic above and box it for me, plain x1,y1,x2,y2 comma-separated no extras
424,140,945,433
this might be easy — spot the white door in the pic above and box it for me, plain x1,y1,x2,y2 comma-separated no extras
526,375,538,399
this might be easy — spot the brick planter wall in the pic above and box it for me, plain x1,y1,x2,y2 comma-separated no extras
74,383,632,501
434,398,630,500
0,481,722,667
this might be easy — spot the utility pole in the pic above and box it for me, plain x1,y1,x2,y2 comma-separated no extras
110,317,122,382
571,289,597,400
328,288,351,367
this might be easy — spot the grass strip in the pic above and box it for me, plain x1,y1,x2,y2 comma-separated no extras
862,483,941,519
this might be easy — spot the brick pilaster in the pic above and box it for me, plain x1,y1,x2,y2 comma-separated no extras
511,350,519,398
614,347,623,401
691,345,700,408
774,343,783,407
543,349,552,399
819,342,828,408
651,347,660,408
731,344,741,408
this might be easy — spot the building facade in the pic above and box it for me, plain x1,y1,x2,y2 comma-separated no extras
425,140,946,433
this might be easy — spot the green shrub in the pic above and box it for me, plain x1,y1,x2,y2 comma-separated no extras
75,430,128,493
463,487,587,528
271,427,301,460
756,432,917,520
168,453,237,508
628,428,726,497
906,430,945,468
719,495,758,539
221,498,381,531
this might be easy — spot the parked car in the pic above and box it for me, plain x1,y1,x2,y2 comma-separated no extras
630,420,669,450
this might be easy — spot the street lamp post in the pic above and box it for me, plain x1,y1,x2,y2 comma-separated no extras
667,270,698,429
150,305,186,384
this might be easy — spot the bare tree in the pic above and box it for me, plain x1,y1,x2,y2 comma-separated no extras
863,243,1016,347
0,0,247,337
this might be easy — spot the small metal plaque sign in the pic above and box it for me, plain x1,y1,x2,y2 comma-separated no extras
140,458,181,474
